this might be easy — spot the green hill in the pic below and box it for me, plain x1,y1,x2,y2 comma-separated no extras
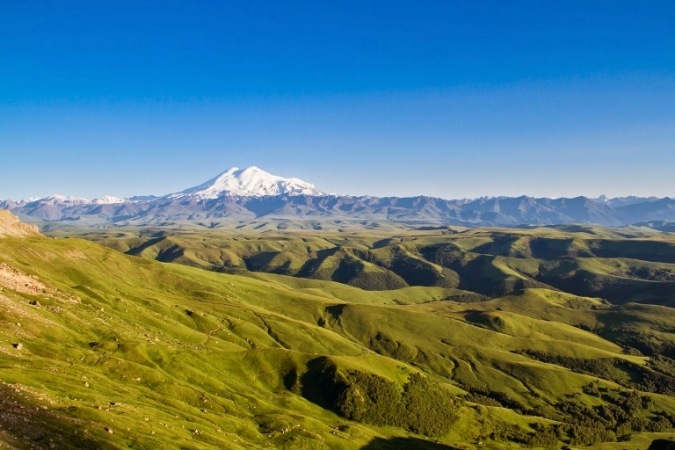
1,216,674,448
81,226,675,306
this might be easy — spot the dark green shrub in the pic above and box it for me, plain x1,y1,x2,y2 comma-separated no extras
569,426,616,445
299,359,458,437
526,427,558,448
402,374,458,436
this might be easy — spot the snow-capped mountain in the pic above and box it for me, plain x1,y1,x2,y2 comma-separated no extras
174,166,324,199
41,194,90,205
1,166,674,228
93,196,125,204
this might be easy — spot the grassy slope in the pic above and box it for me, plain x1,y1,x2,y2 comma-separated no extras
1,231,674,449
0,236,397,449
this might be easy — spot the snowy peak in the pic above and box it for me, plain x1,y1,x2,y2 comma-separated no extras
41,194,90,205
176,166,324,199
93,196,125,205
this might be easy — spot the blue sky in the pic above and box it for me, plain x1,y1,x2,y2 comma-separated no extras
1,1,674,199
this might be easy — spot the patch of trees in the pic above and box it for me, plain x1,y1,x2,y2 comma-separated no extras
463,388,529,413
525,424,559,448
520,350,675,395
565,425,617,446
463,391,502,408
520,350,623,381
632,368,675,396
650,355,675,378
627,266,674,281
610,332,675,359
563,383,674,441
462,381,673,446
470,375,675,446
420,244,464,269
484,422,560,448
296,359,459,437
484,422,532,444
401,374,460,436
347,271,408,291
339,371,459,436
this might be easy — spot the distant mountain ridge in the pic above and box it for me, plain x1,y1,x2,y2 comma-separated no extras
1,166,674,228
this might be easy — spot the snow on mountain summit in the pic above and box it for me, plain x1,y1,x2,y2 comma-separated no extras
175,166,324,199
42,194,90,205
93,196,125,204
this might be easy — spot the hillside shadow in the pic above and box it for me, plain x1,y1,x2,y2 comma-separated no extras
361,437,462,450
647,439,675,450
125,236,166,256
297,356,342,412
0,383,116,450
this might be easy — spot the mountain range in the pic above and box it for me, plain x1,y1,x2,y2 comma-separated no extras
2,166,674,228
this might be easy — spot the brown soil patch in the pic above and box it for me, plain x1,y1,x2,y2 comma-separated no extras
0,263,80,304
0,263,50,296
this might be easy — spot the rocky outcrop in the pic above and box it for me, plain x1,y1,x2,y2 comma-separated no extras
0,210,40,238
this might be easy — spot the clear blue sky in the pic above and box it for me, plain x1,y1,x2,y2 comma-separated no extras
1,1,674,199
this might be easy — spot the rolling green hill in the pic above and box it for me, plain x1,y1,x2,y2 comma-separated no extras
80,225,675,307
1,214,674,449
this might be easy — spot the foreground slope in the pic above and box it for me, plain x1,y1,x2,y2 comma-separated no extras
0,232,399,449
1,214,674,449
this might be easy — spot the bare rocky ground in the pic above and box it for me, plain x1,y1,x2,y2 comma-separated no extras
0,263,50,298
0,211,39,239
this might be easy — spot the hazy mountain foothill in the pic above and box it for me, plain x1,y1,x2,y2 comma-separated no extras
0,170,674,449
